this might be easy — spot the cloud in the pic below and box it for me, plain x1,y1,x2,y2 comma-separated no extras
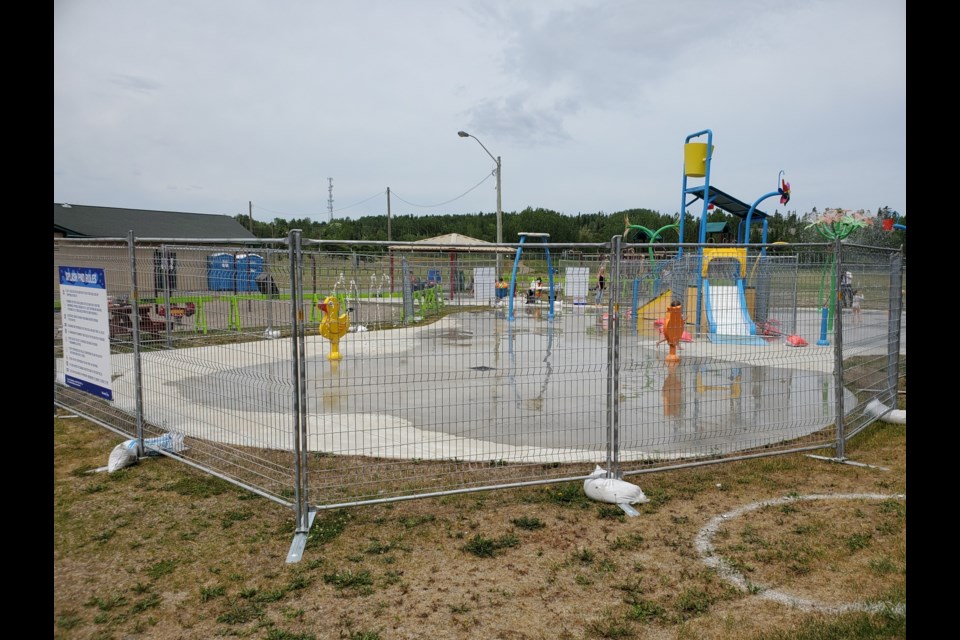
54,0,906,220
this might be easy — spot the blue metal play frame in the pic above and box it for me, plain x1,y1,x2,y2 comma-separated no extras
508,232,555,321
678,129,789,335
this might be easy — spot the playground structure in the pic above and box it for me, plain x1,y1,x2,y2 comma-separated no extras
92,122,820,346
628,129,798,350
61,131,883,369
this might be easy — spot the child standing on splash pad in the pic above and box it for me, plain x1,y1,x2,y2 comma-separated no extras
852,289,864,324
496,277,509,302
526,277,543,304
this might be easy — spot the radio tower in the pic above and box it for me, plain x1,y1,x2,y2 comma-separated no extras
327,178,334,221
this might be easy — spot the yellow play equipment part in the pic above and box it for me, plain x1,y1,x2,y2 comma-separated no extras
317,295,350,361
683,142,714,177
701,247,747,277
636,291,674,332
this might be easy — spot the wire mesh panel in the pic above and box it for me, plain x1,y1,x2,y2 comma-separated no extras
53,235,906,516
137,244,299,500
54,239,300,503
747,253,800,338
301,241,612,506
613,244,838,471
55,239,143,436
835,245,904,440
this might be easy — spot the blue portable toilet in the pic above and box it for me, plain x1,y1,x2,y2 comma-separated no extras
207,253,236,291
236,254,265,292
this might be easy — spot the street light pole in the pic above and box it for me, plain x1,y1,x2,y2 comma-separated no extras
458,130,502,274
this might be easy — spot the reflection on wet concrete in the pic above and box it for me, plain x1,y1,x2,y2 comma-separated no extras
173,307,856,459
662,365,682,417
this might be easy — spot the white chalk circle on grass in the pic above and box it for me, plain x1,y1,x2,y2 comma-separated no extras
694,493,906,615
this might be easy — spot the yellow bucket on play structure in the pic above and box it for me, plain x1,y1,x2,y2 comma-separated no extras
684,142,713,177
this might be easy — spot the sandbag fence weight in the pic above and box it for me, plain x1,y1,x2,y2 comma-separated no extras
53,231,904,562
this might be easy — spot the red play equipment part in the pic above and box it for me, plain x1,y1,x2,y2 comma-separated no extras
785,334,808,347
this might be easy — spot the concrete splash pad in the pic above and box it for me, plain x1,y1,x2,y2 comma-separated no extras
65,305,898,463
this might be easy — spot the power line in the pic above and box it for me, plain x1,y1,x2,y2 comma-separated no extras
252,170,494,219
390,172,493,208
253,190,385,219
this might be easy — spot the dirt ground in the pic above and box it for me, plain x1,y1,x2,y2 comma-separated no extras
53,407,905,640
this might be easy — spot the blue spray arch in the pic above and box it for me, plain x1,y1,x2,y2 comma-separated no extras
507,232,555,321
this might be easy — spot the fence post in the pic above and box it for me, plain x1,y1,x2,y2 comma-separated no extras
287,229,315,563
606,236,622,478
833,237,847,460
886,252,904,406
128,231,146,456
161,245,175,348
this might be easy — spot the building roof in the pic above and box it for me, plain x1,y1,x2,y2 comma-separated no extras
705,222,733,234
389,232,510,253
53,203,256,239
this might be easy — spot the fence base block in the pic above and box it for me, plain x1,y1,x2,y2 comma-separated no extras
286,509,318,564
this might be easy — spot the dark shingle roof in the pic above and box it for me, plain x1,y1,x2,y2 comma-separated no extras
53,203,256,239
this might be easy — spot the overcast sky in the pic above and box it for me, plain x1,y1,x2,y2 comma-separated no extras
54,0,906,225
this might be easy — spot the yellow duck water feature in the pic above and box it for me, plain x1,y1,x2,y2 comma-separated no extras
317,296,350,360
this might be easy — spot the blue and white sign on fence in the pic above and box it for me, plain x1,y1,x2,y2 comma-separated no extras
59,266,113,400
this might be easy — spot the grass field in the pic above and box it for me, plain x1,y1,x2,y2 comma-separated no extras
54,385,906,640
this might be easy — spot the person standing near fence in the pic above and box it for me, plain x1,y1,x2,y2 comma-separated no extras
840,270,853,308
595,265,606,304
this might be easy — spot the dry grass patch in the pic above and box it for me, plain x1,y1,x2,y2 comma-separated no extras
54,404,906,640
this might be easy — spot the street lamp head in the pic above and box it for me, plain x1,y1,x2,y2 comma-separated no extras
455,129,501,266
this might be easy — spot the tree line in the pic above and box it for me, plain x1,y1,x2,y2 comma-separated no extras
236,205,905,254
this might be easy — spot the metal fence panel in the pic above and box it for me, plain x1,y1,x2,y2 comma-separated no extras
836,244,904,441
55,239,300,503
54,235,905,550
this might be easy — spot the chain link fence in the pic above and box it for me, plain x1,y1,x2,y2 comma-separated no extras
54,232,905,561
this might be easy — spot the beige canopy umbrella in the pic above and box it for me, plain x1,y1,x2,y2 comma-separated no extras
387,233,515,299
388,232,510,253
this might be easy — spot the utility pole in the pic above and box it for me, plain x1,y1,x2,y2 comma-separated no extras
387,187,395,298
495,156,502,260
386,187,392,242
248,201,253,234
457,131,502,274
328,178,334,222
